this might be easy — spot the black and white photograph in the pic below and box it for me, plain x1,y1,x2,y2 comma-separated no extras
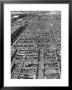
11,11,61,79
3,4,69,86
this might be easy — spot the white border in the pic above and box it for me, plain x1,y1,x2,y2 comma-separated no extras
4,4,69,86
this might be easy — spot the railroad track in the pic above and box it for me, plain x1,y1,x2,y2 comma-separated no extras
11,23,29,46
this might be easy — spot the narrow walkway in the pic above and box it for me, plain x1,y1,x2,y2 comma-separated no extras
38,49,44,79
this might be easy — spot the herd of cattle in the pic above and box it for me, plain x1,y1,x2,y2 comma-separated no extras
11,11,61,79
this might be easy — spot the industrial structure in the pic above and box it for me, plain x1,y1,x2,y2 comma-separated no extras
11,11,61,79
